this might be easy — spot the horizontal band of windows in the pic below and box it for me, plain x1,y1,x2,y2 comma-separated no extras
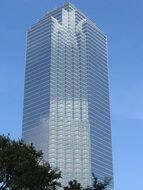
88,69,107,81
26,56,50,66
24,83,50,96
27,39,51,52
91,156,113,171
90,134,111,149
91,166,113,179
89,113,110,127
26,49,51,61
50,50,87,58
24,96,49,107
26,46,51,58
23,117,42,126
88,51,107,64
86,35,106,52
91,160,113,173
88,98,109,108
26,57,51,69
88,73,108,85
23,108,48,120
27,42,49,52
23,104,49,115
88,109,110,121
88,73,108,89
91,135,112,149
91,138,112,152
87,57,108,74
28,26,51,40
24,85,46,95
89,118,111,130
23,120,39,130
90,128,111,142
22,118,48,131
24,102,49,114
24,94,49,105
23,120,46,131
86,24,106,40
90,128,111,141
89,115,110,127
87,41,107,56
86,21,106,38
88,57,108,74
88,97,110,110
28,19,52,34
22,130,35,137
28,24,51,38
88,101,110,115
27,38,51,50
88,65,108,80
25,72,50,84
23,108,49,124
22,125,48,136
25,65,50,77
24,82,49,93
87,41,107,57
88,77,109,92
90,129,111,146
90,127,111,140
27,42,50,54
86,26,106,44
25,68,50,81
89,108,110,121
26,62,50,72
26,53,50,63
24,95,49,106
87,46,107,62
87,88,109,101
91,147,112,161
87,47,107,61
25,76,50,87
91,163,113,177
88,91,109,105
90,143,112,156
88,87,109,100
26,60,50,72
88,86,109,98
91,145,112,159
29,10,62,33
89,110,110,122
27,37,51,49
27,36,51,48
90,122,111,135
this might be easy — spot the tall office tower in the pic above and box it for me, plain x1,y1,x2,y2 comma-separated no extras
22,3,113,188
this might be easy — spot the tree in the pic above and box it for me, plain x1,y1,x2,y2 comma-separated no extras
91,173,111,190
64,180,82,190
0,135,61,190
64,174,111,190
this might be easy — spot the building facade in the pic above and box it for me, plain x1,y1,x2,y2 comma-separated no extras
22,3,113,188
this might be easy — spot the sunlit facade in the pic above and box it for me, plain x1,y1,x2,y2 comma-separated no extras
22,3,113,188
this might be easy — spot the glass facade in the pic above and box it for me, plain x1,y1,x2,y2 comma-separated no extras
22,3,113,189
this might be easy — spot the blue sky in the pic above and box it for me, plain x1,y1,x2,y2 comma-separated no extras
0,0,143,189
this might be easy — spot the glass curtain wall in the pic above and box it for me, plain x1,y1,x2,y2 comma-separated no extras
22,3,113,189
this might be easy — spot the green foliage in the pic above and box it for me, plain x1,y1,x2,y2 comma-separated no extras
0,135,110,190
64,180,82,190
63,174,111,190
0,135,61,190
91,173,111,190
64,173,111,190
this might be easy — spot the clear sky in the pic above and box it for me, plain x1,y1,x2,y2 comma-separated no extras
0,0,143,189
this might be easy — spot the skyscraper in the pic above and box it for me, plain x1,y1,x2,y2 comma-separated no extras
22,3,113,188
